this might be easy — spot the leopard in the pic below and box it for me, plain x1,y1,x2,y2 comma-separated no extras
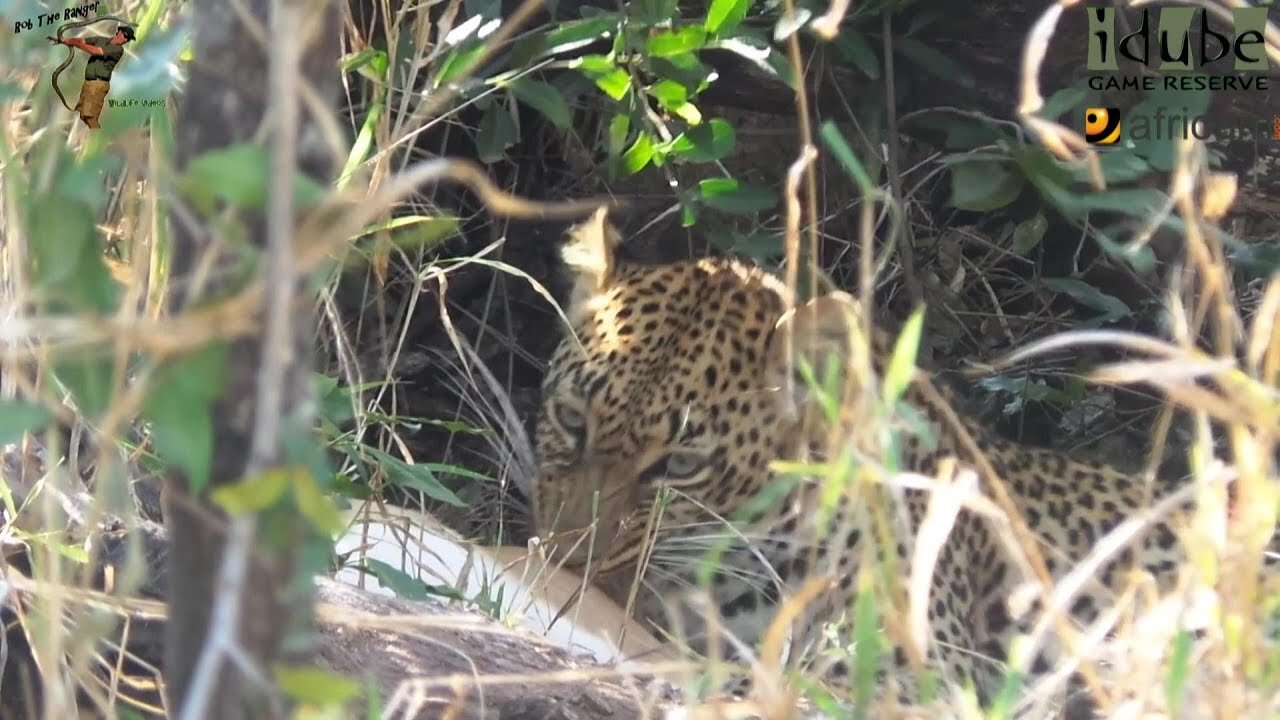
529,208,1277,714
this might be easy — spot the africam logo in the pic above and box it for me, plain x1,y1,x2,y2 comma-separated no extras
1083,107,1122,145
46,15,138,130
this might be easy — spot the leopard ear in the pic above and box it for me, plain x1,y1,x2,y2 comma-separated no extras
562,206,622,309
764,291,862,420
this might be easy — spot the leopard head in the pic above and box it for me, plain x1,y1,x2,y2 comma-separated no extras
531,208,866,581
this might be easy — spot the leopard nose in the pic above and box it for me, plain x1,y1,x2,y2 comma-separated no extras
532,469,630,566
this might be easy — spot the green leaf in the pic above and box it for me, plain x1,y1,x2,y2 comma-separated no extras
1129,135,1175,173
420,463,493,484
648,80,702,124
712,229,783,260
607,112,631,163
316,374,355,427
907,8,944,35
54,357,117,419
852,580,883,711
353,216,460,261
948,160,1025,211
897,37,971,85
27,193,119,313
593,67,631,101
147,389,213,492
291,470,344,535
1094,229,1158,276
142,345,226,492
706,0,750,35
883,305,925,404
947,121,1004,150
1067,149,1152,186
282,427,337,506
211,469,291,514
1229,241,1280,282
668,118,735,162
574,54,615,74
820,122,875,193
649,79,689,110
674,102,702,124
1010,213,1048,255
978,375,1076,415
163,344,229,402
648,53,714,93
622,131,656,175
632,0,678,25
698,178,777,214
833,30,880,79
0,400,53,446
1038,85,1088,121
274,665,362,706
1053,188,1166,221
343,48,389,86
362,559,430,601
329,476,372,502
27,194,90,289
680,201,698,227
433,43,486,87
476,103,517,163
339,96,384,189
182,144,328,212
1165,629,1194,713
1007,144,1076,205
647,26,708,57
17,531,90,564
534,17,618,60
508,78,571,129
820,122,874,192
367,448,466,507
688,118,736,159
572,56,632,101
1042,277,1132,326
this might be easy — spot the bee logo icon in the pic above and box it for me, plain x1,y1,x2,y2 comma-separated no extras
1084,107,1121,145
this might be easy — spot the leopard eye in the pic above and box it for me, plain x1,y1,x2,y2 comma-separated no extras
655,445,716,479
556,402,587,433
662,448,710,479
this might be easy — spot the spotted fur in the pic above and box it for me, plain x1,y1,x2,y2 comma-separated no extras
530,210,1275,709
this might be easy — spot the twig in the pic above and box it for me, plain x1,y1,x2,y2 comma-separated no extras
810,0,851,40
175,516,262,720
781,146,819,409
880,12,923,308
779,0,822,305
1010,481,1207,713
0,159,612,363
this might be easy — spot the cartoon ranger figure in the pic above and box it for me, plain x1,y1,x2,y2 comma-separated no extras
46,23,136,129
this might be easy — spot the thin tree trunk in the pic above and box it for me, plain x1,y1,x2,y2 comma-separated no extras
162,1,340,717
